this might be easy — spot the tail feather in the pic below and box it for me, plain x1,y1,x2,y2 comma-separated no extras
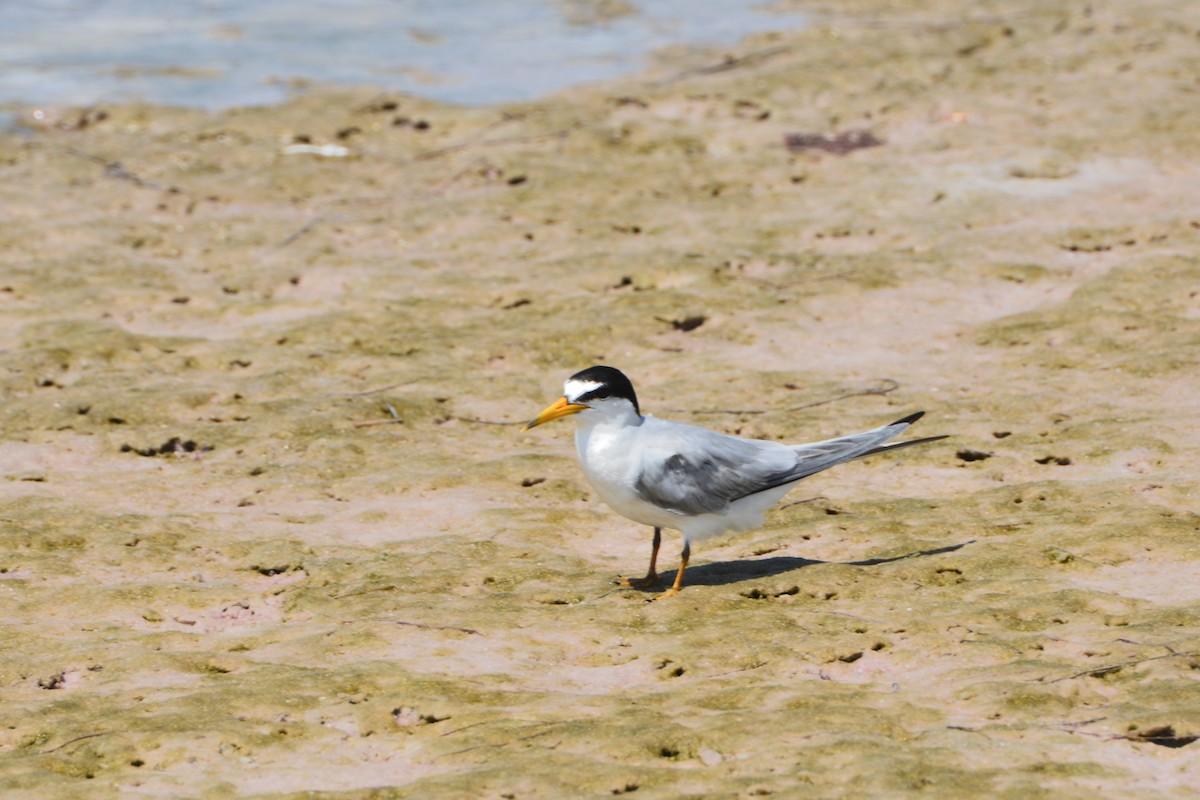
856,410,945,460
732,412,946,503
856,434,949,460
891,411,926,426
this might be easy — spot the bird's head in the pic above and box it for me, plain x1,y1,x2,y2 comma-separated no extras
523,365,640,430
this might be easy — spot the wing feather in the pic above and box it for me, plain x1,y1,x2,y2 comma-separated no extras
632,414,933,514
632,420,800,515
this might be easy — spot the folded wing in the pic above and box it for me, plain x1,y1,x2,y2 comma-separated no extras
633,412,940,515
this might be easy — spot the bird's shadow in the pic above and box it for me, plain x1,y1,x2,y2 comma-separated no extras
632,540,975,592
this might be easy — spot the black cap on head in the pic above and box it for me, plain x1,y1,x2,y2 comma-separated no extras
566,365,639,415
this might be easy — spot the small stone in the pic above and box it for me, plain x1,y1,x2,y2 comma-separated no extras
392,706,422,727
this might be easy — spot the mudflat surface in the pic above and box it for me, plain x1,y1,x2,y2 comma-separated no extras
2,1,1199,797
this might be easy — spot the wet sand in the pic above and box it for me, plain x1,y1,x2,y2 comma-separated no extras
2,0,1199,796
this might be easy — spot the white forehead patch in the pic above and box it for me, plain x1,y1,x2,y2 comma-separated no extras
563,378,604,403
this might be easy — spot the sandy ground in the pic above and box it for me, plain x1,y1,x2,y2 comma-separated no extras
2,0,1199,797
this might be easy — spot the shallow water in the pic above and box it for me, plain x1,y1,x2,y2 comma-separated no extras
0,0,803,108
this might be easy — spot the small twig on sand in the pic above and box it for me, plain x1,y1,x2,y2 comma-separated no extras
412,120,580,163
707,661,768,678
279,216,326,247
388,620,482,636
1041,650,1200,684
1060,716,1108,729
447,415,524,426
659,45,793,84
737,268,863,291
343,380,420,397
43,732,110,754
440,720,493,737
332,585,397,599
352,399,406,428
434,156,497,193
682,378,900,416
780,495,829,509
435,725,559,760
352,418,405,428
339,617,483,636
64,147,163,190
412,114,522,161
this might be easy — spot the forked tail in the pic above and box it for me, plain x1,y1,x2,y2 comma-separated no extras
855,411,948,460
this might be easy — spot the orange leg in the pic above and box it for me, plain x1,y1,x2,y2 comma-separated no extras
651,540,690,601
620,527,661,589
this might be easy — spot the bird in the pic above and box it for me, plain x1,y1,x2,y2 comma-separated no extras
523,365,946,600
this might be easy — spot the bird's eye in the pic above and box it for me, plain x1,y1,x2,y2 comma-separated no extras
574,387,611,405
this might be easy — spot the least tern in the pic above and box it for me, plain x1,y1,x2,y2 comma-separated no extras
525,366,946,600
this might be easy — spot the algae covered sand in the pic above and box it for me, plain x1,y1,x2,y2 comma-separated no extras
2,0,1199,796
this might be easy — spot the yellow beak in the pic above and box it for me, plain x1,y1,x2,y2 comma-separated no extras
523,397,587,430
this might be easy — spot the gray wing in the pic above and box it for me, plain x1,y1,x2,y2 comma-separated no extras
633,413,939,515
632,420,802,515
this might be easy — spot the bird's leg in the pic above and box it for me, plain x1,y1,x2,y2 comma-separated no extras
620,527,661,589
651,539,690,601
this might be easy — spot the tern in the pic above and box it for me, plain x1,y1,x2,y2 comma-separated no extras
524,366,946,600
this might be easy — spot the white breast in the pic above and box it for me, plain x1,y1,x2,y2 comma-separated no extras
574,417,684,530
